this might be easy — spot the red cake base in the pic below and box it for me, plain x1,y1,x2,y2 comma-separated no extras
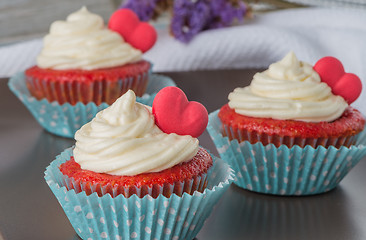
59,147,213,198
218,104,365,148
25,60,150,105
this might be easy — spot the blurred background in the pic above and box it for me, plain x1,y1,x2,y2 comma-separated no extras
0,0,299,45
1,0,365,116
1,0,366,45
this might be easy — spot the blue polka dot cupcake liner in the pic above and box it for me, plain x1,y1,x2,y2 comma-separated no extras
44,148,234,240
8,72,176,138
207,110,366,196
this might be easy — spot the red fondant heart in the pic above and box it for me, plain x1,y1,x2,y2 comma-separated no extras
152,87,208,138
314,56,362,104
108,9,157,53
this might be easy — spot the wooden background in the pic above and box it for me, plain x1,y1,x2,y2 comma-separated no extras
0,0,119,45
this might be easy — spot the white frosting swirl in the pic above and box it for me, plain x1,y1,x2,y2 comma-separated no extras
228,52,348,122
73,90,199,176
37,7,142,70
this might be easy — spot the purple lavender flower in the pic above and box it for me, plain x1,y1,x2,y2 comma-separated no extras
120,0,247,43
171,0,212,43
120,0,159,21
208,0,246,29
171,0,246,43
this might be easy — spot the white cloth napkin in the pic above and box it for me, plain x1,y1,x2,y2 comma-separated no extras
1,7,365,113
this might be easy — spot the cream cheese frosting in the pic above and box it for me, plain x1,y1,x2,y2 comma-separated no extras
37,7,142,70
73,90,199,176
228,52,348,122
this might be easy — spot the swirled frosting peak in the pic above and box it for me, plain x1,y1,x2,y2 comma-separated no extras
73,90,199,176
37,7,142,70
228,52,348,122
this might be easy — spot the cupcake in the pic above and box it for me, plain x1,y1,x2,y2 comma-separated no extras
60,89,212,198
220,52,364,148
45,87,234,239
207,52,366,195
25,7,153,106
8,7,177,138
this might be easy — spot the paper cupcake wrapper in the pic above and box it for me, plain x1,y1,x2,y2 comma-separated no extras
45,148,234,240
208,110,366,195
8,72,176,138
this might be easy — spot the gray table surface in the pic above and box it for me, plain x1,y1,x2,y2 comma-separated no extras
0,69,365,240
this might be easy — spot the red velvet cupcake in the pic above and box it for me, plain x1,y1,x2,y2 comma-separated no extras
58,87,212,198
44,87,233,240
25,7,155,105
208,52,366,195
219,52,365,148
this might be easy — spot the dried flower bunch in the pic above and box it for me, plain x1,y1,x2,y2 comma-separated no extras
120,0,247,43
